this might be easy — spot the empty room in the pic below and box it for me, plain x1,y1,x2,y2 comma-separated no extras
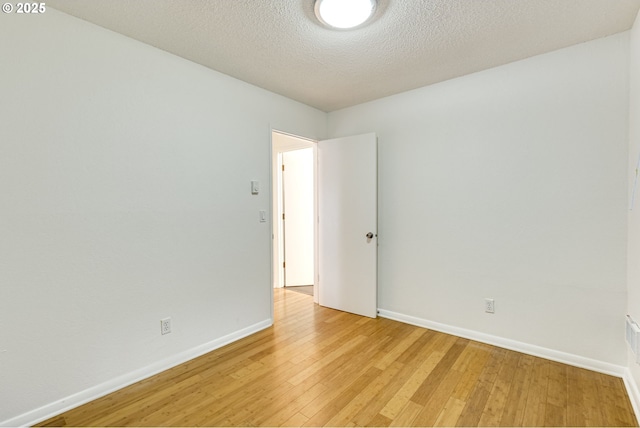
3,0,640,426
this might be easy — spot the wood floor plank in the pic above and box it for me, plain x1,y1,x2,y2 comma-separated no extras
325,361,404,427
597,372,638,427
584,367,610,426
367,413,394,427
477,349,519,426
37,288,638,427
450,342,492,403
374,328,426,370
544,361,568,427
297,352,383,421
566,365,588,427
169,359,301,426
433,397,466,427
395,329,438,367
613,377,639,426
302,366,382,427
455,347,506,427
521,357,549,427
351,361,419,426
414,369,464,426
500,353,534,426
410,337,468,406
390,401,424,427
258,380,328,427
289,335,369,386
281,411,310,427
85,374,206,426
379,336,455,420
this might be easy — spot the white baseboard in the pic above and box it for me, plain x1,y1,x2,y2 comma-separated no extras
1,319,272,428
377,309,626,377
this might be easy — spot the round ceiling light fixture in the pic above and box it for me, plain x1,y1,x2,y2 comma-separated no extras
314,0,377,29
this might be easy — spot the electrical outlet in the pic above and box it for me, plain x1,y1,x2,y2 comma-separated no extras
160,317,172,335
485,298,495,314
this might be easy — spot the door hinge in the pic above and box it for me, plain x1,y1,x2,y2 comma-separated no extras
282,164,285,171
283,261,286,268
282,213,285,220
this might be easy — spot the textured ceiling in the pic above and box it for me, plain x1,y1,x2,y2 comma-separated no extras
47,0,640,112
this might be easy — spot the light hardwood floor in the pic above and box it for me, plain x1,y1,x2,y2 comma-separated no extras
39,288,637,427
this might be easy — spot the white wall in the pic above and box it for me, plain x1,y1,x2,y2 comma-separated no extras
328,33,629,367
0,9,326,426
627,8,640,405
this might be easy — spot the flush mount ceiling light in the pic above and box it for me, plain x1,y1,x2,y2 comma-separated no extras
314,0,377,29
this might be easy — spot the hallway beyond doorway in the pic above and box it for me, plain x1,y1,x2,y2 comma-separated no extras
285,285,313,296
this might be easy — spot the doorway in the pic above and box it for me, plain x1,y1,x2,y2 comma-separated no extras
271,131,317,301
271,130,378,317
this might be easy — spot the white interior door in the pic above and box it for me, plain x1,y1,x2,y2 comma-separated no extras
282,148,314,286
318,133,377,318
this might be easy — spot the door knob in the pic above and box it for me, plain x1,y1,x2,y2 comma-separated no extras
366,232,374,239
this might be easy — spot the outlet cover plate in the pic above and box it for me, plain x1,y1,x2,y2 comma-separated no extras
485,298,495,314
161,317,171,335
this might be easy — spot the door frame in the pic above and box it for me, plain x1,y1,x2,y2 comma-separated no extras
270,130,318,304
